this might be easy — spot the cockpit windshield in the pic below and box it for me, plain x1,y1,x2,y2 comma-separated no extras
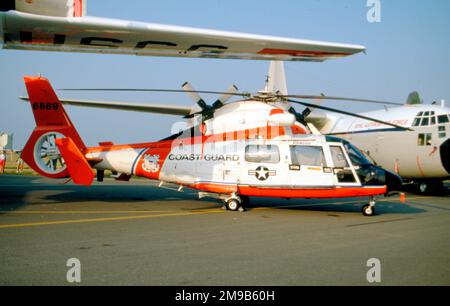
343,141,373,166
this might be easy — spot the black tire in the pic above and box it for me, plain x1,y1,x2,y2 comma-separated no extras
362,204,375,217
418,182,428,194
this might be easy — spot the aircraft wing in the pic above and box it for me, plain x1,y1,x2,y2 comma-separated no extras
1,10,365,61
19,96,192,116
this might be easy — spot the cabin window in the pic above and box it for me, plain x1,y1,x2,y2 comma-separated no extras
439,126,446,138
426,133,432,146
438,115,449,124
290,146,327,167
245,145,280,163
418,134,425,146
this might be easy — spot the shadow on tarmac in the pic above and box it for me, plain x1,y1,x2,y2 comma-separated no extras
0,175,440,216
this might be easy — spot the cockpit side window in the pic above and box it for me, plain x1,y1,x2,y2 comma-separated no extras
420,117,430,126
330,146,350,168
438,114,449,124
418,133,432,146
330,145,357,183
431,116,436,125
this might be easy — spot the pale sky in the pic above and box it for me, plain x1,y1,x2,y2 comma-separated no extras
1,0,449,149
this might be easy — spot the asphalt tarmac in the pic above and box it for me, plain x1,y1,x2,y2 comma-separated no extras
0,175,449,286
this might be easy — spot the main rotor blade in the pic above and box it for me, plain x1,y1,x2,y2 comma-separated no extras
287,99,412,131
282,95,403,106
59,88,251,98
20,96,192,116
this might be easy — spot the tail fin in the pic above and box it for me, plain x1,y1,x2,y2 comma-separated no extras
21,76,93,185
1,0,87,17
267,61,288,95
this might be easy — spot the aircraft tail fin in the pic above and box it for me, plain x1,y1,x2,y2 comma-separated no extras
21,76,93,185
1,0,86,17
267,61,288,95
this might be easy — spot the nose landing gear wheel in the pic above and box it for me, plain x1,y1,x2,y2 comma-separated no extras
362,204,375,217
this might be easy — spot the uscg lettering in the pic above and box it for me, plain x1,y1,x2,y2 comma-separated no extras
11,32,229,54
169,154,239,161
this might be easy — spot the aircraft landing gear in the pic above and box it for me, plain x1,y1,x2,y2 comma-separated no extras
362,197,376,217
224,194,246,212
199,192,247,212
417,180,445,195
226,198,240,211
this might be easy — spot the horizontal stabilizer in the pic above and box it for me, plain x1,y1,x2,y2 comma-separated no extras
55,137,94,186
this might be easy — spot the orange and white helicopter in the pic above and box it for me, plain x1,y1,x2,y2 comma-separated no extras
20,62,405,217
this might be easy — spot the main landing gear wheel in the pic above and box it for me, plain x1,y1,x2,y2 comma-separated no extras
417,180,445,195
226,199,241,212
419,182,428,194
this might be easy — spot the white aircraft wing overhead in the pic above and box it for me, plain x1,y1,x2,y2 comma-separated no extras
19,96,192,116
1,10,366,61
